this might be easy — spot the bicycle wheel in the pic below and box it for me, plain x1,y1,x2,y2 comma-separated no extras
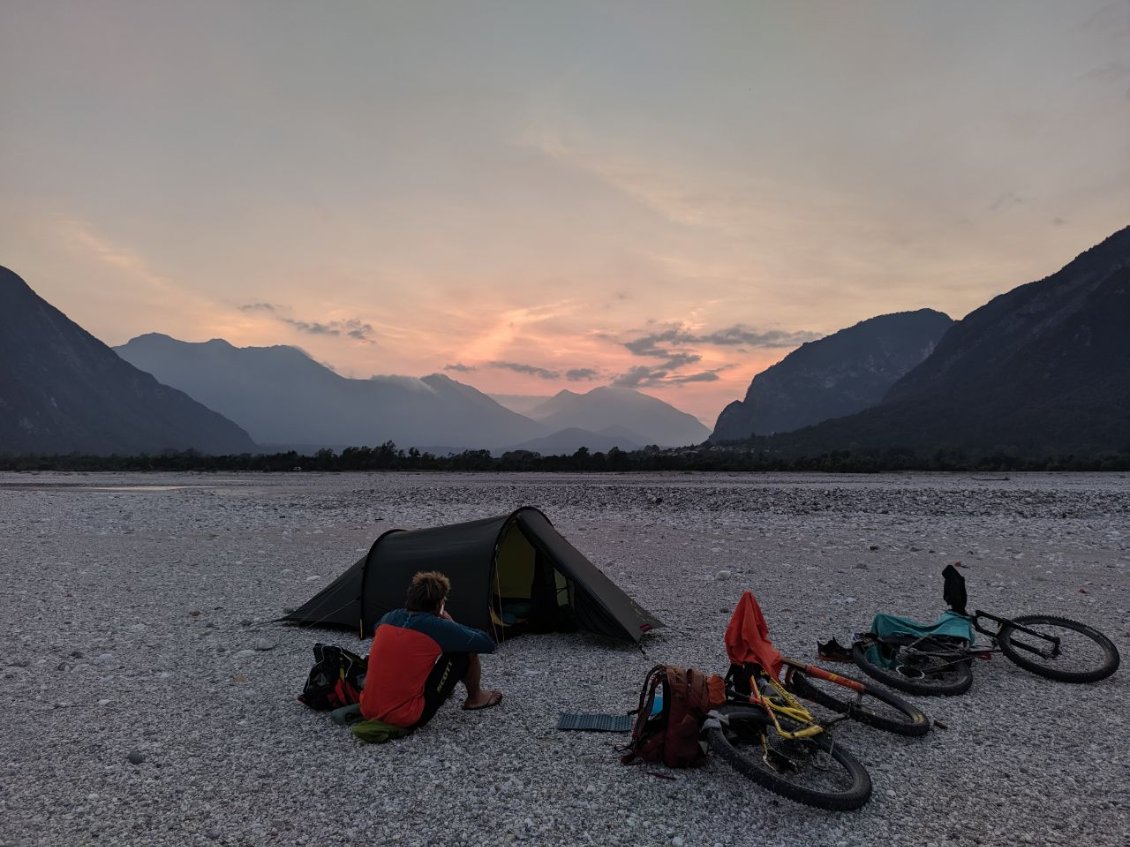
783,665,930,737
997,615,1120,683
852,636,973,696
706,705,872,811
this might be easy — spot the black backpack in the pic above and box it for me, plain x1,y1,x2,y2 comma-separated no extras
297,643,367,711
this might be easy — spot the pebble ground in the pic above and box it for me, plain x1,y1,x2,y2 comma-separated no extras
1,471,1127,847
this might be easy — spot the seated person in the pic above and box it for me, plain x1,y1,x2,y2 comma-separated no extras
360,570,503,729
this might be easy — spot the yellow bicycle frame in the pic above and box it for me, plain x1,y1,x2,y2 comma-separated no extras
746,671,825,740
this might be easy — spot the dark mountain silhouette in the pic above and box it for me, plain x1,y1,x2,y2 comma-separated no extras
0,267,256,456
711,309,953,441
526,386,710,447
114,334,548,451
749,226,1130,456
506,426,643,456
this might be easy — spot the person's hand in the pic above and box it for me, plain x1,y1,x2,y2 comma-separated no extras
439,609,453,621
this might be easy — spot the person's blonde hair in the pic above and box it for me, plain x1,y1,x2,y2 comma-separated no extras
405,571,451,613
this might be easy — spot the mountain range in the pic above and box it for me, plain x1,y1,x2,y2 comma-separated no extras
524,387,709,446
113,335,708,453
0,267,255,456
740,225,1130,456
710,309,954,441
116,334,545,452
4,225,1128,459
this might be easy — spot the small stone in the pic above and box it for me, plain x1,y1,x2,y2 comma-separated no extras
253,639,276,651
97,698,111,706
715,570,731,580
127,750,145,765
869,544,880,551
853,563,868,570
189,610,202,617
672,837,685,847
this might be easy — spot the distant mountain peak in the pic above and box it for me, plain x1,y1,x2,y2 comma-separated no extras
745,225,1130,456
526,384,709,447
710,308,954,442
115,336,548,450
0,270,255,455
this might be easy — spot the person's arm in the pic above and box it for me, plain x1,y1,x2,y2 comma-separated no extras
427,614,496,654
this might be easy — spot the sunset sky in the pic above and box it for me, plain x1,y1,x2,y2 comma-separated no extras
2,1,1128,425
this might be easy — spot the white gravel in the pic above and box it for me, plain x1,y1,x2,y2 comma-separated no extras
1,471,1127,847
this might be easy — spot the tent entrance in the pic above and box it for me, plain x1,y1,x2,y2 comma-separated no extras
490,520,578,640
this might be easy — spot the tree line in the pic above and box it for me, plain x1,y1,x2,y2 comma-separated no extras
2,442,1129,473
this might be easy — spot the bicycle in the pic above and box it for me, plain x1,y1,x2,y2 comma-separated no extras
705,662,873,811
704,592,930,811
851,565,1121,696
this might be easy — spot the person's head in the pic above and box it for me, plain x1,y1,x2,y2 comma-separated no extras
405,570,451,614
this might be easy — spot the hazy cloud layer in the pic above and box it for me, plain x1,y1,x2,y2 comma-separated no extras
487,361,561,380
625,325,820,357
614,365,722,389
240,303,376,342
565,368,600,381
611,323,814,388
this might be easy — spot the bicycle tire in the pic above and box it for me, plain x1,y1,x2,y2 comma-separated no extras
783,665,930,737
706,705,872,811
851,636,974,696
997,615,1120,683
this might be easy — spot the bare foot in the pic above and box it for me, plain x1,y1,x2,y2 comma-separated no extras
462,689,503,711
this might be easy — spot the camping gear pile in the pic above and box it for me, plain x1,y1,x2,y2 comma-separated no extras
290,507,1120,809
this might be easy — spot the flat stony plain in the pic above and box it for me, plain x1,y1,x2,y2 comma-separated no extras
1,471,1127,847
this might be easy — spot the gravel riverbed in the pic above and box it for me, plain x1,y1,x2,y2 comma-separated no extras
1,471,1127,847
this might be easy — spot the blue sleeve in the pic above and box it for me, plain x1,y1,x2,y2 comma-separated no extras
423,616,496,654
378,608,496,653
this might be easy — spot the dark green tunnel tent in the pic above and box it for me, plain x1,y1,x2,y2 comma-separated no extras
283,507,663,643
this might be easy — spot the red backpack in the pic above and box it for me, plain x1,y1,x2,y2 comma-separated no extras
621,665,726,768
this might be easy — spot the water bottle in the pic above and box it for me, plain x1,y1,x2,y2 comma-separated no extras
649,688,664,716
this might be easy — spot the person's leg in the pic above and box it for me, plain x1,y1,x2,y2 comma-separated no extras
461,653,502,710
412,652,471,729
463,653,482,699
